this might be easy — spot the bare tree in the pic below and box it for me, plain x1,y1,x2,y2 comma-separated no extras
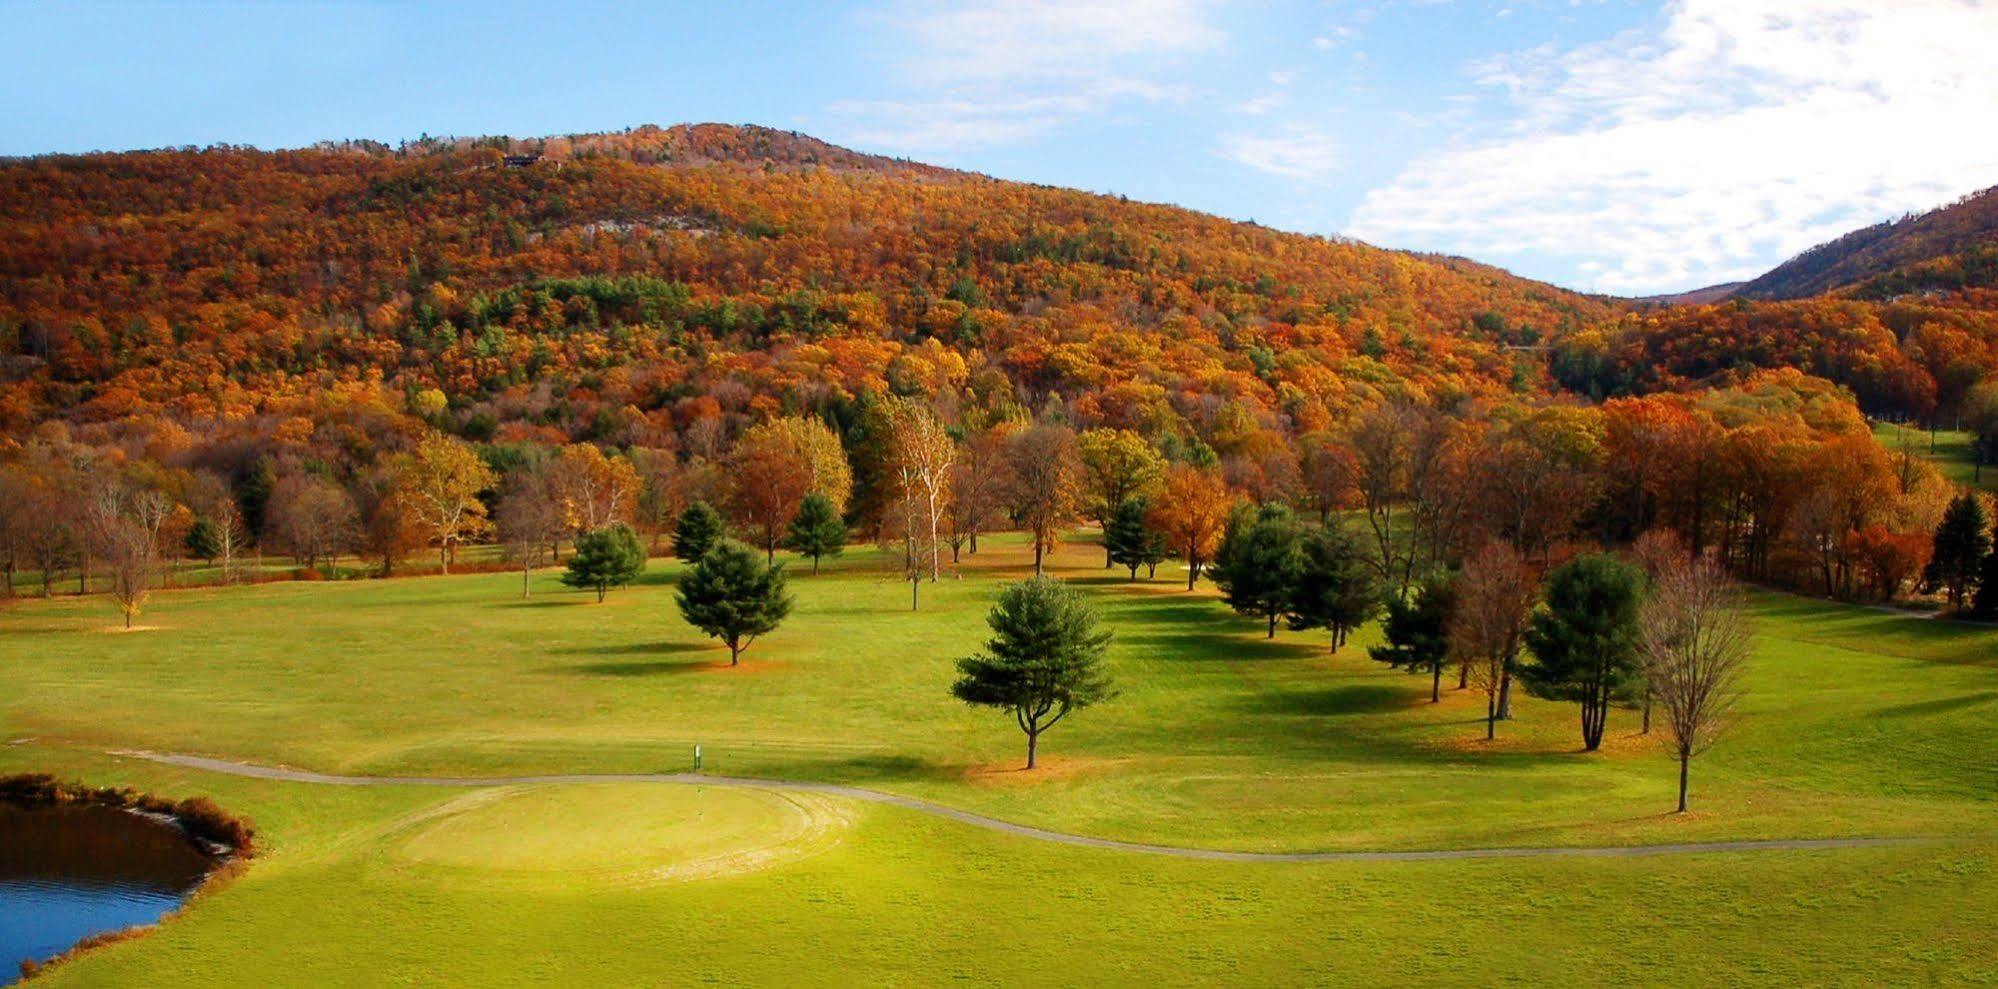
1348,402,1416,591
631,447,683,552
190,471,247,583
0,465,27,596
102,518,155,629
1450,540,1537,740
947,423,1017,560
1639,553,1752,813
266,474,358,575
497,466,565,598
887,398,955,581
17,476,75,597
1007,424,1083,577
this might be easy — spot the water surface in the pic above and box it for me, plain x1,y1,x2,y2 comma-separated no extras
0,802,213,981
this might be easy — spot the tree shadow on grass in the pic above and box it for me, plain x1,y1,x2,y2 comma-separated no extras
1244,683,1416,717
555,641,707,657
548,657,722,677
1873,690,1998,718
1116,630,1322,663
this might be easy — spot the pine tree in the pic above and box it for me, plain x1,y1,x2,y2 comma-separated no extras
184,517,222,565
783,492,847,574
675,539,793,665
1974,544,1998,615
1370,576,1457,702
1104,497,1167,580
950,577,1116,769
1208,503,1303,637
672,501,726,562
561,523,647,602
1286,525,1381,652
1521,553,1646,751
1924,494,1989,607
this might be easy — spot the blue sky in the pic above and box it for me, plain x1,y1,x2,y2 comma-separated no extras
5,1,1996,295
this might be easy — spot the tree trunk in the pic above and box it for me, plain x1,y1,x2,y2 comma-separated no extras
596,584,607,603
812,555,820,575
1185,558,1198,591
1104,544,1114,568
1458,662,1468,690
969,531,978,554
1486,692,1497,740
1641,690,1652,734
1034,540,1045,577
439,543,450,575
729,639,742,666
1676,749,1690,813
1026,728,1038,769
911,578,919,611
1496,666,1514,720
1267,610,1277,639
1431,662,1441,703
521,562,531,599
1581,696,1603,752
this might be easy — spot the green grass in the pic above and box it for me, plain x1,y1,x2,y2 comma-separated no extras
4,749,1995,986
4,534,1998,983
1874,420,1994,490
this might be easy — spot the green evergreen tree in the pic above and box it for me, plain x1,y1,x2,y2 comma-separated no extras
1286,525,1380,652
783,492,847,575
184,517,222,565
1925,494,1989,607
1208,503,1303,637
1369,576,1457,702
237,458,275,538
672,500,726,562
675,539,793,665
1521,553,1647,751
1974,543,1998,615
950,577,1117,769
1104,497,1167,581
561,523,647,602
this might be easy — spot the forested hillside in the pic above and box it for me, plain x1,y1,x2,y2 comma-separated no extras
0,123,1604,449
1733,184,1998,302
5,123,1998,611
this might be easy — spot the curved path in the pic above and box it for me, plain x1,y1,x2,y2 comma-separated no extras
117,750,1953,864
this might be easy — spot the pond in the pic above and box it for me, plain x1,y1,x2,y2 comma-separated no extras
1,801,215,981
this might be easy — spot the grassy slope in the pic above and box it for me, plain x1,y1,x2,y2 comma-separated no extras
1874,420,1995,491
5,535,1998,983
3,749,1995,987
4,536,1997,853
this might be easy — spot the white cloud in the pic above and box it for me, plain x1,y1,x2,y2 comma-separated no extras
1221,126,1341,180
828,0,1222,153
1347,0,1998,294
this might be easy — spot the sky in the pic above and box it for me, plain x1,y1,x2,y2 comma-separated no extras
5,0,1997,296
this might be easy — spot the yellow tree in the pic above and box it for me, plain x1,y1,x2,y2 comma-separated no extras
729,416,854,565
1147,465,1235,590
886,398,955,582
549,443,641,536
397,432,496,573
1079,428,1165,567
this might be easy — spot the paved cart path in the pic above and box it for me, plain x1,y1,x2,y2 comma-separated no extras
111,750,1962,863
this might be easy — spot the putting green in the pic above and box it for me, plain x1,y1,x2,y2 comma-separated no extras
388,784,852,885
